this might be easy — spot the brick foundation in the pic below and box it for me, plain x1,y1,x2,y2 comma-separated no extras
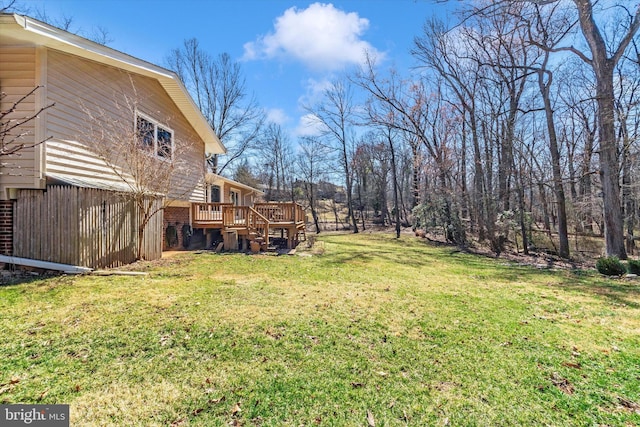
0,200,14,256
163,207,191,250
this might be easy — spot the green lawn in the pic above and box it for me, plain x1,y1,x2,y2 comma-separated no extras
1,233,639,426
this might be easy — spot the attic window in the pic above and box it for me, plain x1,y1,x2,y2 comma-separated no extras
136,113,174,159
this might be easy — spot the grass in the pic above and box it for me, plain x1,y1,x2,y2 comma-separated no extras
1,233,639,426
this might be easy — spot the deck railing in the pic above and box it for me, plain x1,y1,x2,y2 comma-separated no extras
254,202,306,224
192,202,233,224
193,202,306,226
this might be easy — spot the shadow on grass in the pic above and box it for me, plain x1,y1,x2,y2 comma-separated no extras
0,271,59,287
319,239,438,269
552,276,640,309
458,247,640,308
321,233,640,308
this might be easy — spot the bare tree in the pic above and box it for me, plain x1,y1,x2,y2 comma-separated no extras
518,3,573,258
81,85,203,260
614,55,640,254
297,136,330,233
0,86,53,158
356,56,466,244
166,39,265,175
413,19,489,240
557,62,599,235
478,0,640,257
259,122,294,201
568,0,640,258
28,6,113,45
0,0,22,13
305,78,359,233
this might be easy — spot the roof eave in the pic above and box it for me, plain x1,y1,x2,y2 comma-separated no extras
1,13,226,155
205,173,265,195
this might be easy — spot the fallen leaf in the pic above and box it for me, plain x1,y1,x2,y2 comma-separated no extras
618,396,640,412
192,408,203,416
562,362,581,369
550,373,574,395
351,382,364,388
231,403,241,416
366,409,375,427
74,385,81,392
37,389,49,400
209,396,225,404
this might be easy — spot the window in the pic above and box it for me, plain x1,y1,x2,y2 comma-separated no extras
210,185,221,203
135,113,174,159
230,189,240,206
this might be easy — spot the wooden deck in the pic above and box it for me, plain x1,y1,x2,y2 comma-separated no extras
191,202,306,249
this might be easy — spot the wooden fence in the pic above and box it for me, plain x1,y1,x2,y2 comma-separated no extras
14,186,163,268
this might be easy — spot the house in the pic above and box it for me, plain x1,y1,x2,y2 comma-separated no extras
0,13,305,269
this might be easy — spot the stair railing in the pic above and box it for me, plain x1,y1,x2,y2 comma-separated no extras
249,207,270,246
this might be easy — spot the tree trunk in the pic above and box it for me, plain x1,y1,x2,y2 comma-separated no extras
538,182,551,232
595,67,626,258
471,113,486,241
580,123,595,234
538,68,570,258
622,125,635,255
411,143,420,208
387,130,401,238
307,183,321,234
573,0,637,259
343,150,359,234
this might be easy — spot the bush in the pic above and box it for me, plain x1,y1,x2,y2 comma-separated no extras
596,256,627,276
627,259,640,275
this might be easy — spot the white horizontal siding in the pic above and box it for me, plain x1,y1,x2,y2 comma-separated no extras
0,47,38,197
45,49,206,202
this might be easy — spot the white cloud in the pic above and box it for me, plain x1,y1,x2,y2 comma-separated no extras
266,108,289,125
297,77,333,108
243,2,382,71
294,113,325,137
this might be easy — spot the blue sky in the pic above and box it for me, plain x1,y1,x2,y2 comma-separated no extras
20,0,457,138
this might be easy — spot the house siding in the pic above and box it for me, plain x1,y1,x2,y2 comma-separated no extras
0,47,38,199
44,49,206,202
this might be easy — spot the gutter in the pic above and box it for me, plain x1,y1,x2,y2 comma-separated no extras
0,255,92,274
